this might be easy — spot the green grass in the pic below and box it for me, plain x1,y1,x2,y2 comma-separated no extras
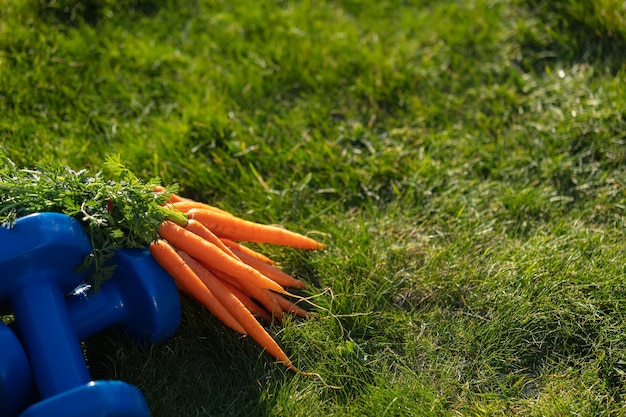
2,0,626,415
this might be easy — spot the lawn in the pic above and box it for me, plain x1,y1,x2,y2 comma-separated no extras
2,0,626,415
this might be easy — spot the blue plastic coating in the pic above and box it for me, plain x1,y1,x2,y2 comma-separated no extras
0,212,92,297
0,323,35,417
0,213,93,398
12,282,92,398
0,213,182,416
19,380,151,417
67,249,181,344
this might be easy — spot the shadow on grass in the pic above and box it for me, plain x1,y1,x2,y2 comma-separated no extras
519,0,626,74
34,0,164,26
83,299,288,417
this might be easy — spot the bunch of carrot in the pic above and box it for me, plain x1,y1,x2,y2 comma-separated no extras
149,187,325,372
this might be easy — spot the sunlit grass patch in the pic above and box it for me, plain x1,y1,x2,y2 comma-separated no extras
2,0,626,415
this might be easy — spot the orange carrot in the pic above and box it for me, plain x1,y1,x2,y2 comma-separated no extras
158,221,286,294
184,219,239,260
210,268,244,291
154,186,192,203
221,238,275,265
176,249,271,322
167,201,235,217
270,292,309,318
188,208,326,250
220,279,273,323
242,283,284,323
176,250,298,371
230,247,306,289
149,240,246,335
212,267,284,323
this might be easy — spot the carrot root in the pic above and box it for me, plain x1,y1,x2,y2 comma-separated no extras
154,186,192,203
150,190,326,373
176,250,297,372
231,247,306,289
188,208,326,250
167,201,235,217
158,220,285,294
149,240,246,335
184,219,240,260
270,292,309,318
221,238,275,265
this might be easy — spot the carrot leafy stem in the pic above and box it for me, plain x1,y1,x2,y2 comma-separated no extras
0,148,180,285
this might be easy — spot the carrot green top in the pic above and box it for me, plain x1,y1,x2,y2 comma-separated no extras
0,148,184,285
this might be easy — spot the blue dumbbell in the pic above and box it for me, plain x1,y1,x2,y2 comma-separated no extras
0,213,180,417
0,249,181,417
0,322,36,417
67,248,181,345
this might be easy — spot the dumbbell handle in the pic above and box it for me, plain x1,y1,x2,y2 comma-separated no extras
0,215,156,416
11,282,91,399
68,284,125,340
0,323,36,417
67,249,180,345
